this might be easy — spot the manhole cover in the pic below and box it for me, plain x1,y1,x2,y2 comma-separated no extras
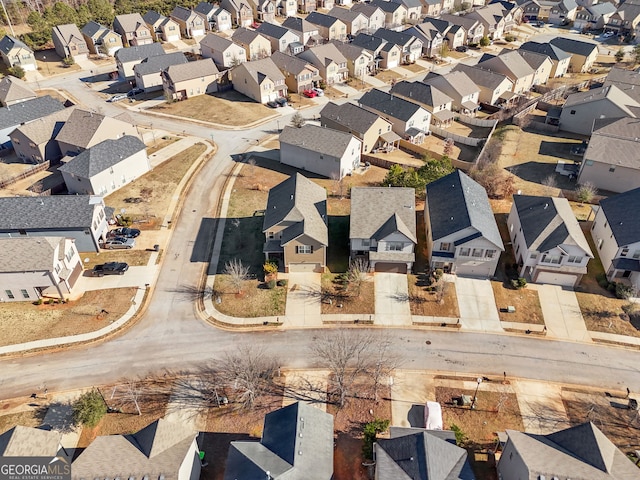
426,340,431,345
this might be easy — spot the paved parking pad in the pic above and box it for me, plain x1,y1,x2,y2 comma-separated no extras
374,273,411,326
283,273,322,327
454,277,503,332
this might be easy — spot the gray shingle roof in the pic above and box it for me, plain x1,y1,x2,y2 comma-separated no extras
421,17,455,35
351,33,387,53
195,2,216,15
426,170,503,250
200,32,237,51
327,6,365,23
359,88,424,122
519,41,571,61
171,5,195,22
0,195,102,230
477,49,535,80
516,49,551,70
350,187,417,243
332,40,371,61
0,426,63,457
423,71,479,98
271,50,315,75
512,194,592,255
12,107,74,145
54,108,134,151
114,13,148,33
81,21,106,39
280,124,360,158
588,2,616,16
562,84,639,113
142,10,166,27
583,116,640,169
256,21,290,39
263,173,328,246
234,57,285,85
232,26,266,44
282,16,317,33
0,34,32,55
391,81,452,109
320,101,388,135
440,13,482,31
58,135,146,178
0,96,65,131
115,42,164,63
306,11,342,28
351,3,384,19
372,0,405,13
163,58,219,83
451,63,512,90
373,27,419,48
0,237,65,272
0,75,36,105
599,187,640,247
549,36,598,57
134,52,187,76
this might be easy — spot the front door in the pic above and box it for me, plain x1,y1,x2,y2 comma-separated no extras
623,270,631,278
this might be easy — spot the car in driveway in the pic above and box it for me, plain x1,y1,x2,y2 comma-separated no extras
603,30,615,38
303,89,317,98
266,100,279,108
108,93,128,102
275,97,288,107
127,87,144,97
312,87,324,97
108,227,141,238
91,262,129,276
102,237,135,249
455,45,468,52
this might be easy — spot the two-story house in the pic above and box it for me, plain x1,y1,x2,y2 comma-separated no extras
425,170,504,277
133,52,188,91
221,0,254,27
194,2,218,29
0,35,37,71
371,0,408,28
605,0,640,34
351,3,386,32
508,194,593,287
162,58,220,99
305,11,348,41
271,51,320,93
573,3,616,31
327,7,369,35
332,41,374,78
352,33,402,69
390,80,455,127
52,24,90,60
232,27,272,60
549,0,579,24
256,22,302,54
113,13,153,46
405,22,444,57
476,50,537,93
0,96,65,149
297,43,348,84
350,187,417,273
423,71,480,115
549,36,598,73
170,6,206,38
248,0,276,23
143,11,181,42
466,5,506,40
440,14,485,44
0,76,36,107
11,108,73,163
451,63,514,105
391,0,422,22
81,21,123,57
519,41,572,77
516,49,553,86
232,57,287,103
263,174,328,273
372,28,422,63
282,17,322,47
297,0,317,14
114,42,165,79
200,34,247,68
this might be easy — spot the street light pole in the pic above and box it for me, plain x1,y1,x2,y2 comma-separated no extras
470,377,483,410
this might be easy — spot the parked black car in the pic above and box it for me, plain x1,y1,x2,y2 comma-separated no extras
108,227,141,238
91,262,129,276
455,45,468,52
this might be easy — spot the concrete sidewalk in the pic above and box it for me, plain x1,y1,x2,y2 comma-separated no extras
455,277,503,332
533,284,591,342
374,273,411,326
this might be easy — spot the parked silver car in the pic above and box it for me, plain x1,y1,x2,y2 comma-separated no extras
102,236,135,249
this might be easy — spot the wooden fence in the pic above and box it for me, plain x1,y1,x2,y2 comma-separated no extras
457,115,498,128
0,161,50,189
431,126,483,146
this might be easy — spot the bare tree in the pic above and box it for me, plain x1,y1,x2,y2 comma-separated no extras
434,278,445,304
290,112,306,128
575,181,597,204
369,334,402,402
122,379,143,415
218,345,279,409
541,174,558,196
346,258,370,296
223,258,250,294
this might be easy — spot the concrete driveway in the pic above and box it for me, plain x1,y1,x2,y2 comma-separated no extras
374,273,411,326
283,273,322,327
74,263,159,292
534,284,591,342
390,371,435,428
455,277,503,332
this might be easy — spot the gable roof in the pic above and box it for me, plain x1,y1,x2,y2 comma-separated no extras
263,173,328,246
393,0,423,9
477,49,535,80
516,49,552,70
512,194,593,255
351,33,388,53
332,40,372,61
351,3,385,19
0,75,36,105
257,21,293,40
421,17,457,35
0,95,65,131
451,63,512,90
12,107,74,145
426,170,503,250
282,16,318,33
163,58,219,83
320,101,390,134
359,88,425,122
350,187,417,243
603,66,640,103
372,0,406,13
598,187,640,247
306,11,342,28
0,426,62,457
200,32,241,51
225,402,334,480
588,2,616,16
0,236,66,273
423,71,479,98
271,50,316,75
328,6,366,23
562,84,640,115
81,21,107,40
519,41,571,61
142,10,168,28
133,51,187,76
171,5,197,21
195,1,216,15
52,23,86,47
232,26,268,44
391,80,452,108
407,22,442,43
0,34,32,55
373,27,420,48
59,135,146,178
440,13,482,31
54,108,135,151
299,42,348,67
114,13,148,32
549,36,598,57
0,195,103,230
280,124,361,159
115,42,164,63
234,57,285,84
583,116,640,170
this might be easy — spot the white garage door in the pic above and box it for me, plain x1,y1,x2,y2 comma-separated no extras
387,60,399,69
535,271,578,287
288,263,319,272
455,264,493,278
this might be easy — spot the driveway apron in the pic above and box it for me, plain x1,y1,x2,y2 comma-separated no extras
284,273,322,327
454,277,503,332
374,273,411,326
534,284,591,342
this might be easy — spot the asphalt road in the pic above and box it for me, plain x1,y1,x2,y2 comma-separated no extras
2,65,639,400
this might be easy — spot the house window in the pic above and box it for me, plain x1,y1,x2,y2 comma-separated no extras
609,166,615,172
362,239,370,247
459,248,470,256
585,160,593,166
530,253,537,259
13,138,19,144
439,242,450,251
485,249,496,258
296,245,313,254
568,256,583,263
472,248,483,258
570,110,576,115
621,247,629,257
66,248,74,262
5,290,14,299
268,231,275,239
21,289,29,299
386,242,403,251
633,250,640,259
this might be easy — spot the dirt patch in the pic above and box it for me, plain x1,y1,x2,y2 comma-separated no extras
374,70,402,84
0,288,137,347
491,282,544,324
33,50,82,77
213,277,287,318
321,274,375,314
0,410,44,434
150,91,276,126
408,275,460,318
288,92,318,109
576,292,640,338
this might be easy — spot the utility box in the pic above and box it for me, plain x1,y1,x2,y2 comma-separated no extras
507,305,516,313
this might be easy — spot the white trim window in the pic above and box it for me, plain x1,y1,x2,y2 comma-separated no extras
296,245,313,254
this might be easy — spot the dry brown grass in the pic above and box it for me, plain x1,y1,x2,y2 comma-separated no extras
214,276,287,317
374,69,402,84
408,275,460,318
575,292,640,338
105,143,206,227
0,288,137,346
491,281,544,324
288,92,317,109
402,63,427,74
228,161,289,217
34,50,82,77
146,135,180,155
0,411,43,434
321,273,375,314
36,88,68,104
81,250,152,268
151,91,276,126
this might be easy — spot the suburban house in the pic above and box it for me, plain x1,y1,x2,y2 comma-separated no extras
282,17,322,47
52,24,89,60
0,75,36,107
351,3,386,32
11,108,74,163
425,170,504,277
440,14,485,44
0,95,65,149
327,7,369,35
200,34,247,68
349,187,417,273
71,418,201,480
0,35,37,72
351,33,402,70
549,0,579,24
391,0,422,21
591,187,640,294
297,0,317,13
421,18,466,49
134,52,188,91
574,3,616,31
0,426,67,457
221,0,254,27
0,236,83,302
279,124,362,179
232,27,272,60
320,101,398,153
232,57,287,103
476,51,536,94
59,136,148,196
497,422,639,480
248,0,277,23
603,66,640,103
605,0,640,34
262,174,328,273
372,28,423,64
256,22,301,54
143,11,181,42
113,13,154,46
515,49,553,86
422,0,444,17
390,80,455,127
451,64,514,105
0,195,109,252
194,2,217,29
577,117,640,193
297,43,348,84
374,428,475,480
371,0,408,28
171,6,206,37
507,194,593,287
55,108,139,157
466,5,506,39
81,21,123,56
211,6,234,31
115,42,164,79
423,71,480,115
162,58,220,99
305,11,348,41
519,41,571,77
405,22,443,57
279,0,297,17
271,51,320,94
359,88,431,143
549,36,598,73
332,41,374,78
559,85,639,136
225,402,333,480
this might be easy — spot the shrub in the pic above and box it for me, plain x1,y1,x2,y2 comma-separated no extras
62,56,75,66
276,279,288,287
450,423,468,446
8,65,25,79
263,262,278,275
504,34,516,42
607,282,617,293
362,419,390,460
433,268,444,281
511,277,527,289
73,389,107,427
48,298,55,305
479,35,490,47
615,283,634,300
267,280,277,289
35,298,43,305
596,273,610,289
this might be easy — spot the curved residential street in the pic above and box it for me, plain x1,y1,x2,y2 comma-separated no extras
1,65,639,401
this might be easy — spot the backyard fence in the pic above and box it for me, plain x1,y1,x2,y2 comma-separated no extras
0,161,50,189
430,126,484,147
457,115,498,128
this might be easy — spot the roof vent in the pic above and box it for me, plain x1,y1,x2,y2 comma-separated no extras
543,203,548,209
450,216,454,220
290,194,294,200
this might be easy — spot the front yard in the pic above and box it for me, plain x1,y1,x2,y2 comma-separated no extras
491,282,544,324
321,273,375,314
408,274,459,318
213,277,287,318
576,292,640,338
81,250,153,268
